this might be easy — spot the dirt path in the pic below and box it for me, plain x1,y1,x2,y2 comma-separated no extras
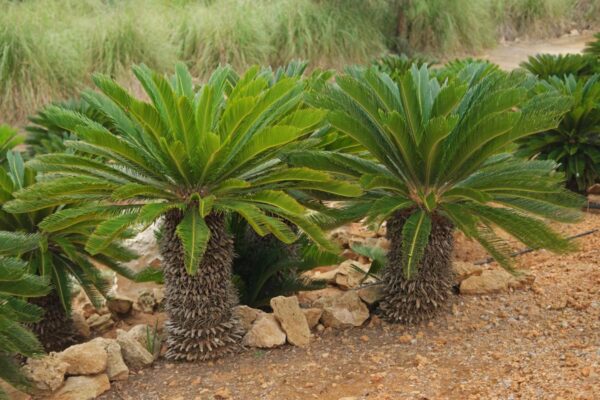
100,213,600,400
482,32,595,70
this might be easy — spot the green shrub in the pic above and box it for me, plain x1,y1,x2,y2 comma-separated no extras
520,53,600,79
584,32,600,57
518,74,600,192
1,150,149,351
0,241,50,398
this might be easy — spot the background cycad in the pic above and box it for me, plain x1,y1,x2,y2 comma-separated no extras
288,65,584,323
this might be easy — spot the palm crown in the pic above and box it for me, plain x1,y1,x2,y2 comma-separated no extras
6,64,360,274
517,74,600,192
290,65,583,277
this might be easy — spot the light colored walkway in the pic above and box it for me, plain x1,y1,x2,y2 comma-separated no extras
482,31,596,70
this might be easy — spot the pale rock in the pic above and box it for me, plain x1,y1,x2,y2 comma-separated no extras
58,340,108,375
452,262,483,283
50,374,110,400
126,324,160,358
123,223,162,273
302,308,323,329
460,269,513,295
357,285,384,305
0,379,31,400
87,313,114,332
334,260,370,289
152,287,165,307
302,265,340,283
297,287,344,308
270,296,310,347
314,291,369,328
136,290,156,313
232,305,265,332
71,309,90,338
106,296,133,315
22,354,68,392
242,314,286,348
91,338,129,381
460,268,534,295
116,329,154,369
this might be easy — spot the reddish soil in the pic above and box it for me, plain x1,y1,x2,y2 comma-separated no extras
99,212,600,400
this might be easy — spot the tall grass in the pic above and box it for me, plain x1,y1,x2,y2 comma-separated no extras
0,0,598,125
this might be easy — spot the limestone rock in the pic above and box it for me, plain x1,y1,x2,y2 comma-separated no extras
22,354,68,392
58,340,108,375
452,262,483,283
460,269,513,294
357,285,384,305
91,338,129,381
334,260,370,289
242,314,286,348
270,296,310,347
302,308,323,329
152,287,165,307
126,324,160,358
314,291,369,329
87,313,114,333
50,374,110,400
297,287,344,308
116,329,154,370
136,290,156,313
232,305,265,332
106,296,133,315
71,309,90,338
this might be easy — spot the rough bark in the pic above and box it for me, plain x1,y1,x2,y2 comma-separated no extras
379,211,455,324
160,210,244,361
28,291,79,352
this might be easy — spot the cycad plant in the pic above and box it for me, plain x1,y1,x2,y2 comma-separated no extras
6,64,359,361
1,151,141,351
517,74,600,192
0,234,50,399
584,32,600,58
520,53,600,79
25,98,110,157
290,65,583,323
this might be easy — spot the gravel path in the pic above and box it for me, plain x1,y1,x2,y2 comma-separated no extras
99,213,600,400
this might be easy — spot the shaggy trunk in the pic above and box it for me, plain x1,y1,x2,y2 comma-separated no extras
379,211,455,324
28,291,79,352
160,210,244,361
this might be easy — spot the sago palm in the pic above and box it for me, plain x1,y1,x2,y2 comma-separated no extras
6,64,360,361
517,74,600,192
0,233,50,399
584,32,600,58
290,65,583,323
1,151,142,351
520,53,600,79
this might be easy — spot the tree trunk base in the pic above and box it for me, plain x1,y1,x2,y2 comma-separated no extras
379,212,455,324
28,292,80,352
160,211,244,362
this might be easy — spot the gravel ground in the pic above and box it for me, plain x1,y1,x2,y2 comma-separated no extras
99,212,600,400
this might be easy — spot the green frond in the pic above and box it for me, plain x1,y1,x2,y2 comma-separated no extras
176,208,211,275
400,210,432,279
